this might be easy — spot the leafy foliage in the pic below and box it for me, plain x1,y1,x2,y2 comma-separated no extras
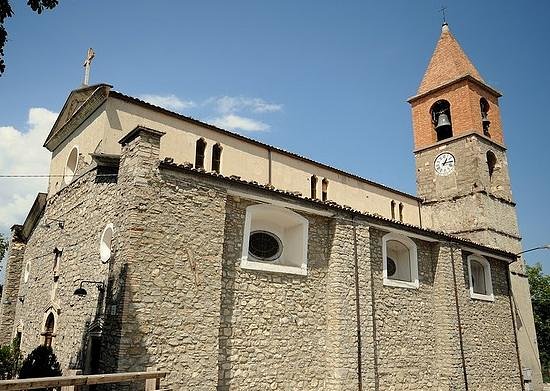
19,345,62,387
0,337,22,380
0,0,59,75
526,262,550,382
0,232,8,260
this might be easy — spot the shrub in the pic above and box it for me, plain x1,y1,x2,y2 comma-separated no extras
19,345,61,390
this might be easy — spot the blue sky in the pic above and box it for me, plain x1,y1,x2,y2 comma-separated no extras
0,1,549,274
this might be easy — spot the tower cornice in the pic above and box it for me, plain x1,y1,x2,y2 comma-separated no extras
408,74,502,104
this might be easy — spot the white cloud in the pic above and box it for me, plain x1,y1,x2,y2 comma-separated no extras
138,94,195,111
215,96,283,114
211,114,270,132
0,108,57,234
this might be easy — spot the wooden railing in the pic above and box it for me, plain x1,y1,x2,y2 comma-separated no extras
0,371,169,390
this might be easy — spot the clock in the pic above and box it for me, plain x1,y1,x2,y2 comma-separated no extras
434,152,455,176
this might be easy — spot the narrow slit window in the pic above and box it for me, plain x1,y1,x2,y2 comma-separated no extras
212,143,223,173
310,175,317,199
399,203,404,222
480,98,490,136
321,178,329,201
486,151,497,180
391,200,396,220
43,313,55,347
53,247,62,280
195,138,207,169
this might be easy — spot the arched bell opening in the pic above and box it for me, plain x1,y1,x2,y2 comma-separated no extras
430,100,453,141
480,98,491,137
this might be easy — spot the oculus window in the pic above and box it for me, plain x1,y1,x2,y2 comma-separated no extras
382,232,419,289
241,204,308,276
467,254,494,301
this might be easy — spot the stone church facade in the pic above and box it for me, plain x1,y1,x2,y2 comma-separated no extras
0,24,542,390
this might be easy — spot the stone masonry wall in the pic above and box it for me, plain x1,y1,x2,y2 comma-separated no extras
218,197,331,390
458,253,522,390
12,168,117,370
0,228,26,345
369,228,440,389
106,128,227,390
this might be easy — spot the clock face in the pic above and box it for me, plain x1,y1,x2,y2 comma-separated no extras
434,152,456,176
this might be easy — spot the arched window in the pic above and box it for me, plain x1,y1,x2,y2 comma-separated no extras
322,178,329,201
430,100,452,141
310,175,317,199
480,98,490,136
212,143,223,173
467,254,494,301
398,203,404,222
195,138,207,169
390,200,396,220
241,204,309,276
43,313,55,347
486,151,497,180
100,224,114,264
382,232,419,289
64,146,79,184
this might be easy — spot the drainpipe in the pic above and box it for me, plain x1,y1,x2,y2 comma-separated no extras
267,148,272,186
506,265,526,390
449,246,469,390
352,218,363,391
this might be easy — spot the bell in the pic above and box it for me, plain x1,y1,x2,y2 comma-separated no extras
435,113,451,129
481,112,491,125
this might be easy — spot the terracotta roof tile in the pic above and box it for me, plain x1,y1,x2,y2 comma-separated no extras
417,24,484,95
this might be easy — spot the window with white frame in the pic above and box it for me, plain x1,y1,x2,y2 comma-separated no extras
382,232,419,289
240,204,308,276
467,254,494,301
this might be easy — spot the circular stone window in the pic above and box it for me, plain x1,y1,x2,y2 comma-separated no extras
387,257,397,277
100,224,114,263
64,146,79,184
248,231,283,261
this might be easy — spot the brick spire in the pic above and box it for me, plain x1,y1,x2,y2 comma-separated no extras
417,24,484,95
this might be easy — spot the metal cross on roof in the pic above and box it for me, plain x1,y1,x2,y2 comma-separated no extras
83,48,95,86
439,5,448,25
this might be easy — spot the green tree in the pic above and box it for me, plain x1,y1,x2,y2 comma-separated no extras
19,345,61,389
0,232,7,260
0,337,22,380
526,262,550,382
0,0,59,75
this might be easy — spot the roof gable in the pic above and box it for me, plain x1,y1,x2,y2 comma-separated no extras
44,84,111,151
417,24,484,95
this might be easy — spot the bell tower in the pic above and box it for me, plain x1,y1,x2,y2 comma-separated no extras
410,23,518,253
410,23,543,389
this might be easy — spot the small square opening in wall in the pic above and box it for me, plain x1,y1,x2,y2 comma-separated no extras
240,204,309,276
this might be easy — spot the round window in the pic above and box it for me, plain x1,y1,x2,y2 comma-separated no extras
387,257,396,277
248,231,283,261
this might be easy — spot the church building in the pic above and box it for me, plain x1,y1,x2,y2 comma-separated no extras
0,23,542,390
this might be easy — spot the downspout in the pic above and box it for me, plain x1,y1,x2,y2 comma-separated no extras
449,246,469,390
417,199,423,228
506,264,526,390
352,217,363,391
369,227,380,391
267,148,272,186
